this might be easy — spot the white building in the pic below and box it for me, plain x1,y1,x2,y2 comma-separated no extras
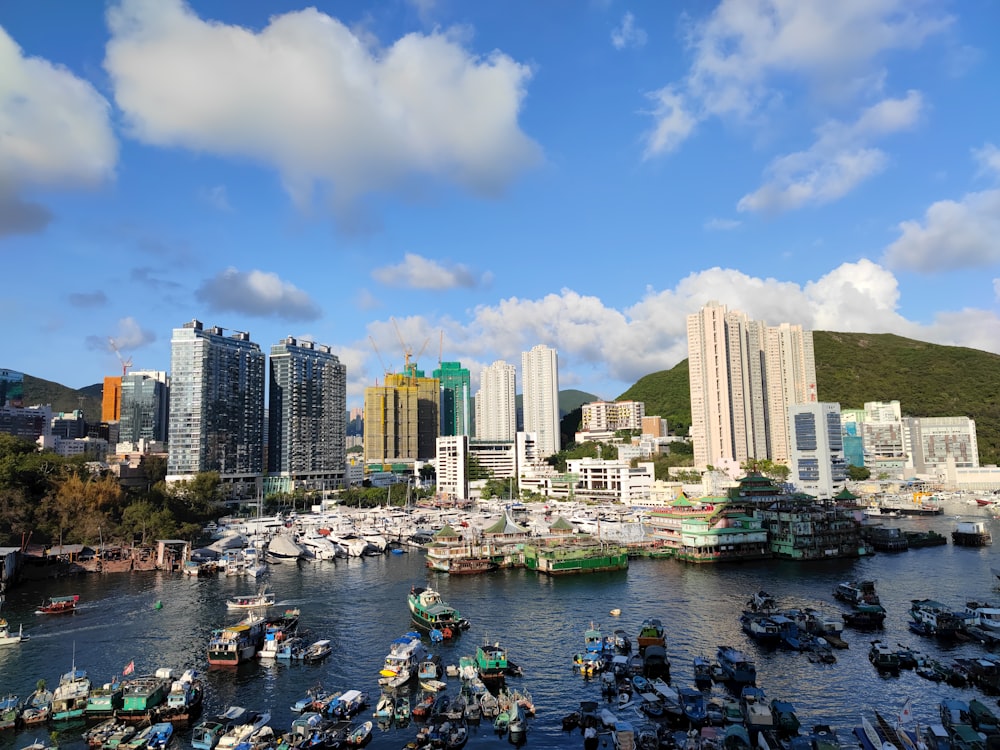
436,435,469,501
787,402,847,500
474,360,516,441
581,400,645,432
521,344,561,457
517,456,653,504
904,416,979,474
687,302,815,469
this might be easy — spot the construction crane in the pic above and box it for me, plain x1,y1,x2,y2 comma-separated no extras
368,336,390,384
390,317,430,375
108,337,132,378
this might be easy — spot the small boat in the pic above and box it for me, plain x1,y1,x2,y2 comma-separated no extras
407,586,470,633
394,695,411,725
636,618,666,651
693,656,713,687
224,591,275,610
346,720,372,746
103,723,137,749
35,595,79,615
1,695,24,731
302,639,332,664
868,641,901,675
420,678,447,693
0,618,26,646
20,688,53,726
372,694,393,721
146,722,174,749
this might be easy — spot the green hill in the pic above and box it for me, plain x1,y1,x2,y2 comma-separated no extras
21,374,104,420
617,331,1000,466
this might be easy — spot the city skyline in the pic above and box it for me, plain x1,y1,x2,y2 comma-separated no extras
3,1,999,408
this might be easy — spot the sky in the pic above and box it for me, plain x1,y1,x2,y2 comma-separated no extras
2,0,999,410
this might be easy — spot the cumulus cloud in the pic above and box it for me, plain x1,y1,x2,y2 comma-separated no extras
883,189,1000,272
372,253,480,290
195,268,323,320
611,12,647,50
644,0,948,157
87,316,157,353
104,0,540,226
974,143,1000,178
0,26,117,237
738,91,922,213
69,291,108,309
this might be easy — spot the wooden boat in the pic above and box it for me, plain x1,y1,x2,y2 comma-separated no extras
102,723,137,749
146,722,173,749
346,720,372,746
302,639,332,664
20,688,53,726
394,695,410,725
636,618,666,651
0,695,23,731
51,665,91,722
35,595,79,615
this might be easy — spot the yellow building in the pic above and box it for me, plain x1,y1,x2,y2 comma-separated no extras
363,365,440,467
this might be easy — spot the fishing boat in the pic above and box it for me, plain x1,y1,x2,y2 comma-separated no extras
85,680,124,719
395,695,412,725
0,695,22,731
257,608,301,660
192,707,255,750
716,646,756,685
379,632,427,688
214,709,271,750
868,641,901,675
119,669,173,721
407,586,470,634
51,663,92,723
476,641,510,683
834,581,880,606
146,722,173,749
157,670,204,725
20,687,53,726
909,599,965,639
693,656,714,687
953,520,992,547
206,613,266,666
636,618,666,651
102,722,138,749
224,590,275,610
302,639,332,664
35,595,79,615
842,603,887,630
346,720,372,746
0,617,26,646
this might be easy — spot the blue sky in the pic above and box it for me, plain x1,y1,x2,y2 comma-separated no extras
2,0,999,409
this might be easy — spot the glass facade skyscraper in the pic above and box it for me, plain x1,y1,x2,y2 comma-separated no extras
268,336,347,487
120,370,169,445
167,320,265,481
433,361,470,437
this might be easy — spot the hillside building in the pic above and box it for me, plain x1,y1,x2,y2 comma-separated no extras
521,344,560,457
475,360,517,441
787,402,847,500
581,400,645,433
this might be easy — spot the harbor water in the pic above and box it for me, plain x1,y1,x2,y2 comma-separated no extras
2,507,999,750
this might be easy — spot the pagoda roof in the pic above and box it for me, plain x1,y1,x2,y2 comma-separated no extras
483,512,529,535
548,515,575,531
835,487,859,500
434,524,461,539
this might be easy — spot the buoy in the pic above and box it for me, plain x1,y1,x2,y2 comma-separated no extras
154,600,163,610
609,608,621,617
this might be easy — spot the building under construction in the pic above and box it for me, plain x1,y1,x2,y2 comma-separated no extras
363,362,440,472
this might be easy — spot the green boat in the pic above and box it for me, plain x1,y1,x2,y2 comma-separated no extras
476,642,509,683
407,586,470,633
51,666,91,723
86,681,124,718
119,672,171,719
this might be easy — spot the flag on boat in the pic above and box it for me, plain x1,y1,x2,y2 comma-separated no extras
123,660,135,676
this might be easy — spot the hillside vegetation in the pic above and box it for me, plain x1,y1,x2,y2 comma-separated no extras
617,331,1000,466
23,374,103,419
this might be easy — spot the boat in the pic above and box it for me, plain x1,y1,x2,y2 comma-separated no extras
192,706,256,750
723,724,752,750
909,599,964,639
476,641,510,683
273,636,305,661
346,720,372,745
868,640,901,675
0,695,22,731
20,688,53,726
35,595,79,615
85,680,124,718
394,695,411,726
225,590,275,610
834,581,880,606
215,709,271,750
842,603,887,630
206,613,267,666
740,613,782,645
693,656,713,687
257,609,301,659
0,617,26,646
407,586,470,634
748,591,777,612
740,687,773,731
420,678,447,692
953,520,992,547
102,723,138,749
372,693,393,721
51,664,92,723
771,699,801,737
119,669,173,721
302,639,332,664
124,724,154,750
431,556,499,575
584,623,605,654
379,632,428,687
636,618,666,651
716,646,756,684
679,686,708,726
146,722,173,749
157,670,204,725
327,690,368,719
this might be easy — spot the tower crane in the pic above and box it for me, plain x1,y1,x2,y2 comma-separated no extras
368,336,391,383
108,337,132,378
390,317,430,376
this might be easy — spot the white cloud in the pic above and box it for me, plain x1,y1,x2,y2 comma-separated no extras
643,87,698,157
704,218,742,231
994,279,1000,301
195,268,322,320
372,253,480,290
644,0,949,156
883,189,1000,272
0,26,117,236
738,91,922,213
198,185,232,212
104,0,540,226
974,143,1000,178
611,12,647,50
87,316,157,353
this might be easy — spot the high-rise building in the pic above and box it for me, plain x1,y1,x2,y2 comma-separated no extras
1,369,24,408
787,402,846,499
119,370,169,445
434,361,470,437
687,301,815,469
581,400,646,432
475,360,516,441
166,320,265,485
363,363,439,467
521,344,560,457
268,336,346,488
102,376,122,422
904,416,979,474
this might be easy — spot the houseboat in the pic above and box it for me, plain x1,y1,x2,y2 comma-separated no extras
953,521,992,547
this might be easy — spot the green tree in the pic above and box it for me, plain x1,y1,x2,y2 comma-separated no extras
740,458,790,482
467,454,492,481
847,465,871,481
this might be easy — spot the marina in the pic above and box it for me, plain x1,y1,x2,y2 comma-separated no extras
1,505,1000,750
